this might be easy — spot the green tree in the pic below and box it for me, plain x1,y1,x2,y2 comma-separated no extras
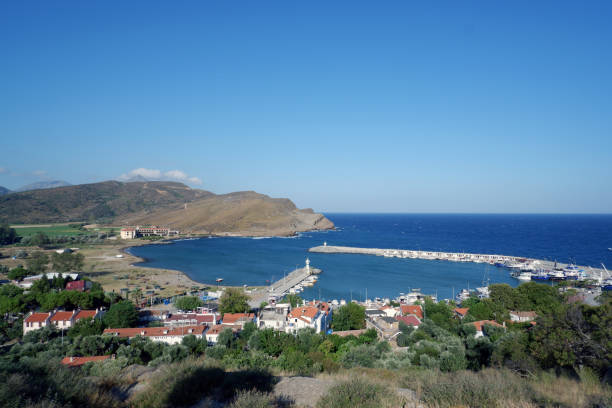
175,296,203,311
332,302,365,331
68,317,105,338
51,252,84,272
103,300,138,328
29,232,50,247
26,251,49,275
7,266,28,281
281,293,303,308
219,287,250,315
0,223,18,245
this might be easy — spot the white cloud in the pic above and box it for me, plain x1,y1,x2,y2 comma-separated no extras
118,168,202,185
33,170,47,178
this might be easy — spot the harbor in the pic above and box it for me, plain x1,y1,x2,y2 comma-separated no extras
309,244,611,284
248,258,321,307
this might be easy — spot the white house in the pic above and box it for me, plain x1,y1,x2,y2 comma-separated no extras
258,303,290,331
286,306,325,334
103,326,207,345
23,312,53,334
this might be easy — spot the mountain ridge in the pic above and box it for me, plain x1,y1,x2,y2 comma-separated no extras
0,181,333,236
16,180,72,192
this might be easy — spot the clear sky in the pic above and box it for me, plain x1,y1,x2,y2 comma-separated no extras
1,1,611,213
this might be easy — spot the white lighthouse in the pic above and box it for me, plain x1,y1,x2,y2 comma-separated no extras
305,258,310,274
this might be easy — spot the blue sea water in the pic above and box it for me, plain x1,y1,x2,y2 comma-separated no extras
129,214,612,301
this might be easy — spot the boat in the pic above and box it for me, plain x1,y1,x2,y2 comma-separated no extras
456,288,471,303
547,270,566,281
215,278,224,283
517,272,532,281
531,270,550,281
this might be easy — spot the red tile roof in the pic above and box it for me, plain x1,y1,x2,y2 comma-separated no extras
50,311,75,322
222,313,255,324
66,281,86,291
25,312,51,323
454,307,469,317
103,326,206,338
206,324,225,335
61,356,110,367
288,306,319,320
400,305,423,319
75,310,98,321
471,320,503,332
166,313,216,325
396,315,421,327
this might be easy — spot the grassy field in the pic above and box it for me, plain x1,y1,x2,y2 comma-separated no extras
11,223,116,237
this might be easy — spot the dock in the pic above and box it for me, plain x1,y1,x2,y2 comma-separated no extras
309,245,607,279
248,259,321,307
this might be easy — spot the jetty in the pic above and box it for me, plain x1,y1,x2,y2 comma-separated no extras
309,245,607,280
248,258,321,307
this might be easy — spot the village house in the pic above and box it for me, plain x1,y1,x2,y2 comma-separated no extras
379,305,399,317
286,306,325,334
163,312,219,328
18,272,80,289
396,314,421,328
23,308,104,334
471,320,504,338
400,305,424,319
204,324,240,345
509,311,537,323
377,316,399,331
454,307,470,319
23,312,53,334
258,303,290,331
138,309,170,323
61,355,112,367
309,300,332,332
365,309,386,319
221,313,256,329
65,280,93,292
103,325,206,345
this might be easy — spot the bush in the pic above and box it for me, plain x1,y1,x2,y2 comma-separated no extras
316,377,402,408
229,389,279,408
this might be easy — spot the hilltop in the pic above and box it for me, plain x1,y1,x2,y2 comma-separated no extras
0,180,333,236
16,180,72,192
0,186,10,196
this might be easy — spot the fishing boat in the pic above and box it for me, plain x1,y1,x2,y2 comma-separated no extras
547,270,566,281
531,270,550,281
456,288,471,303
517,272,532,281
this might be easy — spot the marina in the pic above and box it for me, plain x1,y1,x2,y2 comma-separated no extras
248,258,321,307
309,244,610,284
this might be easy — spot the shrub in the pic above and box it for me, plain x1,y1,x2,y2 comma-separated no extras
229,390,278,408
316,377,402,408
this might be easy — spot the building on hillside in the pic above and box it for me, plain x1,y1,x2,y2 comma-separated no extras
377,316,399,331
23,308,104,334
120,226,179,239
396,315,421,328
400,305,424,319
163,312,219,327
50,310,78,330
23,312,53,334
61,355,111,367
258,303,290,331
454,308,470,319
66,280,93,292
471,320,504,338
509,311,537,323
379,305,399,317
309,301,332,332
138,309,170,323
103,326,206,345
221,313,256,329
120,228,137,239
286,306,325,334
365,309,386,319
19,272,80,289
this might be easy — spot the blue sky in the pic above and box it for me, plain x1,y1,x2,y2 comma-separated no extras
1,1,611,213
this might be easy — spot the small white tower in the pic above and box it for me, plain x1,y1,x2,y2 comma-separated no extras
305,258,310,274
324,241,327,246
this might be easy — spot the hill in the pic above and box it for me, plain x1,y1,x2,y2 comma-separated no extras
0,186,10,196
0,181,333,236
16,180,72,192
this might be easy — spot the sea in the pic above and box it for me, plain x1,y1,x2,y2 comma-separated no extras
128,214,612,301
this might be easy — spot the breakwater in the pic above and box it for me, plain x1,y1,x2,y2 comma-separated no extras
248,262,321,307
309,245,607,279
